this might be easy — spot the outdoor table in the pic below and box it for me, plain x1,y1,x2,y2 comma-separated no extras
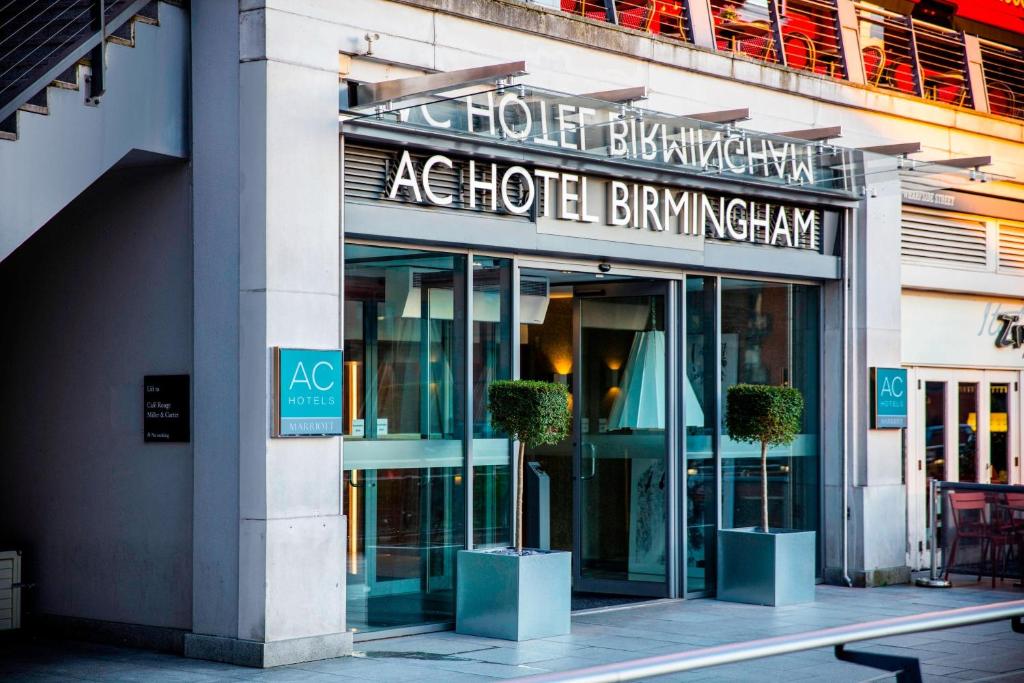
719,19,774,58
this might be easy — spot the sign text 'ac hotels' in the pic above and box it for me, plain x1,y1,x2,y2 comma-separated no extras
387,149,821,250
274,348,343,437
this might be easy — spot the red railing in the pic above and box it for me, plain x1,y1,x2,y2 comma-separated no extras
552,0,1024,122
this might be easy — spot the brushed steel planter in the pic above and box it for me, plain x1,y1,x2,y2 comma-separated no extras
717,528,816,606
456,548,571,641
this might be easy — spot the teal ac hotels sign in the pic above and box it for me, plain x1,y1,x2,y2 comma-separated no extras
871,367,908,429
273,348,343,437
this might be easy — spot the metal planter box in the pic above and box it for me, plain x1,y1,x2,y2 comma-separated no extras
456,548,571,641
717,528,816,606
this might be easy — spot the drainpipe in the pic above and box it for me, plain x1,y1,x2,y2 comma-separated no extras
841,205,853,588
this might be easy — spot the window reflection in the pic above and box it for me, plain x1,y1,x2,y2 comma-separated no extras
719,279,820,569
685,276,717,594
342,244,466,633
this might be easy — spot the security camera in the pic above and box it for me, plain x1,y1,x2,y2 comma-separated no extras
598,262,612,273
363,33,380,56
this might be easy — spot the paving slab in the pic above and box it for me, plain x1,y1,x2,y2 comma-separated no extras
2,582,1022,682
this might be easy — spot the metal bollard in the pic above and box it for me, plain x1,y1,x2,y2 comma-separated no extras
916,478,952,588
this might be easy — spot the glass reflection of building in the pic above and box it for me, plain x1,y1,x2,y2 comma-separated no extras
341,242,824,632
341,245,511,634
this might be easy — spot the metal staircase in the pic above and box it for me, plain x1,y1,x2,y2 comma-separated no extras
0,0,187,262
0,1,161,137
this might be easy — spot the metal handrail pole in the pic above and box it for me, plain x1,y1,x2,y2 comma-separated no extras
917,478,951,587
511,600,1024,683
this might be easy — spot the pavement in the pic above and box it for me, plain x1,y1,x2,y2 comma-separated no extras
1,578,1023,682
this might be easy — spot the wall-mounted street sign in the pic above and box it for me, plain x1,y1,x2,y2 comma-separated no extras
144,375,190,443
273,347,343,437
871,367,908,429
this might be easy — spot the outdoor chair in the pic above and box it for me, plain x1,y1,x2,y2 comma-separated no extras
862,45,886,86
944,491,1014,588
988,81,1017,119
783,32,815,72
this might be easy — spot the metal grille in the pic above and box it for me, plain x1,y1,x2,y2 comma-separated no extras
901,211,987,268
999,224,1024,273
980,41,1024,121
913,20,972,109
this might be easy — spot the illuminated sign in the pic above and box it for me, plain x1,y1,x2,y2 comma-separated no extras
273,348,343,437
384,149,822,250
956,0,1024,36
871,367,908,429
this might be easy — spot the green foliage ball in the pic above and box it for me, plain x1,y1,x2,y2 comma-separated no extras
724,384,804,447
487,380,571,449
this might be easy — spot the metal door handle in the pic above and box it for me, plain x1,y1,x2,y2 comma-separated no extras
581,443,597,481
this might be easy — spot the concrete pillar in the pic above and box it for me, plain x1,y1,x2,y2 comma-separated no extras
186,3,350,666
189,0,241,643
964,35,989,114
835,0,865,85
849,169,909,587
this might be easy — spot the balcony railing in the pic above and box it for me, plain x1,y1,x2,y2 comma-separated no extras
540,0,1024,123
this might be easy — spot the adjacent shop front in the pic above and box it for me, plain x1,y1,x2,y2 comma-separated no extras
338,84,859,637
900,191,1024,570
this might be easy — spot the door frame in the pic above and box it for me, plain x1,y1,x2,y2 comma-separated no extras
906,366,1022,569
569,279,675,598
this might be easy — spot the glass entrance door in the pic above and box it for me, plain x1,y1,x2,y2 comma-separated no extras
573,283,670,596
907,368,1021,569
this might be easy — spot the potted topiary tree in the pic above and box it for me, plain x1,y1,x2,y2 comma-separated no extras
456,379,572,641
717,383,815,606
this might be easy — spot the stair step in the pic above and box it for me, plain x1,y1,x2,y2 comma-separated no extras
0,113,17,141
52,63,82,90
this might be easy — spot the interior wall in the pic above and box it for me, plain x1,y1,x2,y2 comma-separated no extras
0,162,193,630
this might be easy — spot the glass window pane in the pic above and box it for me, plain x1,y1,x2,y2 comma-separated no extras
924,381,946,524
990,383,1009,484
342,244,466,634
472,256,512,548
719,279,820,569
685,276,716,594
957,383,978,483
579,292,667,585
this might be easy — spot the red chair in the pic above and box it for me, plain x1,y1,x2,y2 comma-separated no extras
783,33,815,71
944,491,1014,587
988,81,1017,118
862,45,886,86
888,60,917,94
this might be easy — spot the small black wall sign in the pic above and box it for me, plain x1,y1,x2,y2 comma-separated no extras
144,375,190,443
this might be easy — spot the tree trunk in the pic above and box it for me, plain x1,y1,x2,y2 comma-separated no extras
516,440,526,554
761,440,769,534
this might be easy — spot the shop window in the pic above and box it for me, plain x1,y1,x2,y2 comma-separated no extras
685,276,718,594
719,279,821,568
342,244,467,634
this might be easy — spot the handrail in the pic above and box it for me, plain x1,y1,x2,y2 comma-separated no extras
0,0,152,124
511,600,1024,682
917,480,1024,587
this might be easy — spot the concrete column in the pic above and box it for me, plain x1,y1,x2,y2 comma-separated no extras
835,0,865,85
186,3,350,666
189,0,241,643
964,35,989,114
849,169,909,587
